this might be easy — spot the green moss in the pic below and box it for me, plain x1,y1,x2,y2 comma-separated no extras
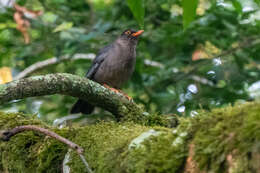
0,112,67,172
1,102,260,172
0,112,185,173
191,102,260,172
68,122,189,173
121,110,178,128
68,122,150,172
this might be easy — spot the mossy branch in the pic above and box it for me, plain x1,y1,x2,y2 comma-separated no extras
1,102,260,172
0,125,83,154
0,73,143,121
0,125,93,173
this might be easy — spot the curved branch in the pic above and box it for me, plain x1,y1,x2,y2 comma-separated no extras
1,73,144,120
0,125,93,173
0,125,84,154
14,53,96,80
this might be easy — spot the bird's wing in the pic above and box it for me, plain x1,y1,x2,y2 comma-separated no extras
86,44,113,79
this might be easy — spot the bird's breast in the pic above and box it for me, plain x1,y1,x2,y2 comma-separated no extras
93,48,136,88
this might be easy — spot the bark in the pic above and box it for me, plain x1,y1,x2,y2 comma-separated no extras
0,73,144,121
1,102,260,172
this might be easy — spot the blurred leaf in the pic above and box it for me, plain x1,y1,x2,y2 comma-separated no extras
126,0,145,28
42,12,58,23
232,0,242,14
0,67,12,84
217,80,226,88
182,0,198,29
0,22,16,30
192,49,208,61
254,0,260,6
53,22,73,32
192,41,221,61
0,24,7,30
0,30,11,42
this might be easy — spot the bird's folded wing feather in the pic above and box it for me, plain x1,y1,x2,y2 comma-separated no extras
86,44,113,79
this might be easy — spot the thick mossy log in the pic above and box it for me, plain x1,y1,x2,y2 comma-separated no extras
1,102,260,172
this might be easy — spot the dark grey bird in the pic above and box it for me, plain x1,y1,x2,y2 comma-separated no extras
70,29,144,114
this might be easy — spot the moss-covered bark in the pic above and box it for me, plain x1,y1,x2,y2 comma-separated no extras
1,102,260,172
0,73,144,121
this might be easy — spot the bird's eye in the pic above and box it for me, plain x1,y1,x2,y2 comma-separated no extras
125,30,131,35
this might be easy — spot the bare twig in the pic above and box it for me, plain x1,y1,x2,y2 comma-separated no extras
14,53,96,80
79,154,93,173
0,125,83,154
0,125,93,173
144,59,164,68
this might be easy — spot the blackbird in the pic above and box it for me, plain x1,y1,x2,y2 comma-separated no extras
70,29,144,114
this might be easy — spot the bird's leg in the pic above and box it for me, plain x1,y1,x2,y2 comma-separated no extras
103,84,132,101
117,89,132,101
103,84,120,93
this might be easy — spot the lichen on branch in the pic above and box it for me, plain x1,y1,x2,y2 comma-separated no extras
0,73,143,121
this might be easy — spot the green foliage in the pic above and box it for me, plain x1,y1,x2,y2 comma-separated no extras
182,0,199,29
126,0,145,28
232,0,242,14
53,22,73,32
254,0,260,6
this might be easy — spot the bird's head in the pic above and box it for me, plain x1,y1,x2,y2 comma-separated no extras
120,29,144,41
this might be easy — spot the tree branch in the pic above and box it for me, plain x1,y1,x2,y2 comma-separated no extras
13,53,96,80
0,125,93,173
0,125,83,154
0,73,144,121
14,53,164,80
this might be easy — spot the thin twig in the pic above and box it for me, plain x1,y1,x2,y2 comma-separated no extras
79,154,93,173
14,53,96,80
0,125,93,173
0,125,83,154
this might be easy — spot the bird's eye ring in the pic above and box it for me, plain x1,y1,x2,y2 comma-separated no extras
125,30,131,35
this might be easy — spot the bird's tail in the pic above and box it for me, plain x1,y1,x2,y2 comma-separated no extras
70,99,94,114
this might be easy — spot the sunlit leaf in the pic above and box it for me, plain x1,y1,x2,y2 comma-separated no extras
182,0,199,29
232,0,242,14
0,24,7,30
192,49,208,61
126,0,145,28
53,22,73,33
192,41,221,61
42,12,58,23
0,67,12,84
254,0,260,6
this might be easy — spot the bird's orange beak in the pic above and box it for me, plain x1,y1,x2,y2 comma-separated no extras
132,30,144,37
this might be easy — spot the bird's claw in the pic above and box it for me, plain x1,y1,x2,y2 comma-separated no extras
122,93,133,101
103,84,119,93
103,84,133,101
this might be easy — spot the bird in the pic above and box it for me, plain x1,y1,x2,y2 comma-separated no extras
70,29,144,114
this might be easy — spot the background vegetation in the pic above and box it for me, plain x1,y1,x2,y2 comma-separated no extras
0,0,260,123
